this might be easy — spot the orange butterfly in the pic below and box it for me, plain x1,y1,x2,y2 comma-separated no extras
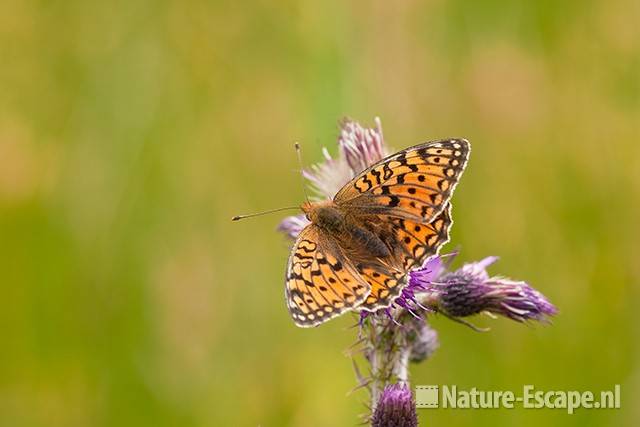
286,139,470,327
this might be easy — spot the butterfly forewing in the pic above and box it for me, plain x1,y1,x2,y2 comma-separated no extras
285,225,370,327
334,139,469,224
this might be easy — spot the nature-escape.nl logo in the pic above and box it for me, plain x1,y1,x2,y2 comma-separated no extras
415,385,620,414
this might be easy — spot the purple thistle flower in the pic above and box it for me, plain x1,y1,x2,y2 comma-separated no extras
278,118,389,240
412,256,557,323
276,214,309,240
368,255,448,320
301,117,388,200
409,322,439,363
371,383,418,427
339,117,387,178
301,146,352,200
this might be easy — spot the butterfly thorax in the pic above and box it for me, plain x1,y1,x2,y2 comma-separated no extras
302,200,390,258
302,200,342,232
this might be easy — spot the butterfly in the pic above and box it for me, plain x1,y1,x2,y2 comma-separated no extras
285,139,470,327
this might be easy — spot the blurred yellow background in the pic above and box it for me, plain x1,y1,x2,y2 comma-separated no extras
1,1,638,426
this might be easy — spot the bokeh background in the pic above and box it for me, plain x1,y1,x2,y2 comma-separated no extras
1,0,639,426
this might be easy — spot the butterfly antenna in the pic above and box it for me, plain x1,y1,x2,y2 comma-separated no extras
231,206,299,221
294,142,311,204
232,143,311,222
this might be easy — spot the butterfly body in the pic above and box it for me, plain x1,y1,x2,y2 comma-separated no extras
286,139,470,327
302,200,391,259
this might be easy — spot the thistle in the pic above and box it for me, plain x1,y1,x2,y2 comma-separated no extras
372,384,418,427
417,256,558,322
277,118,557,426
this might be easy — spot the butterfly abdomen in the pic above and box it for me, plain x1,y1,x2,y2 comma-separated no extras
344,222,390,258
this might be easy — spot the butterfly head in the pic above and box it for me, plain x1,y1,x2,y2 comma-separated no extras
301,200,320,222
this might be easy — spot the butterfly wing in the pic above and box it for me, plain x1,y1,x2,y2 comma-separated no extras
285,224,370,327
334,139,469,224
381,203,453,271
357,204,453,311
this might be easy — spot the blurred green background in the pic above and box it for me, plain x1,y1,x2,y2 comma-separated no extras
1,0,638,426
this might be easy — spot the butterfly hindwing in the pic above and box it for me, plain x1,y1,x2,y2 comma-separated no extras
384,203,453,271
334,139,469,224
355,263,405,312
285,225,370,327
356,204,453,311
